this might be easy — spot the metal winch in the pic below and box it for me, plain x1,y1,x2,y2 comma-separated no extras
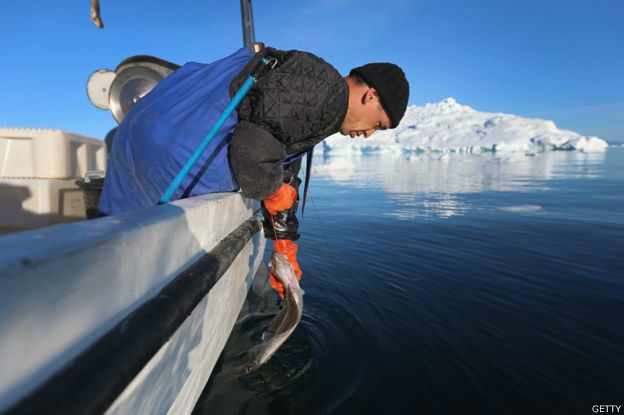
86,55,180,124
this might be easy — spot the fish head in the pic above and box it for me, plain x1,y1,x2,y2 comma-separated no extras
269,252,297,288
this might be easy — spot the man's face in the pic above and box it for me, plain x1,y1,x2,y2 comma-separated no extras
340,87,391,138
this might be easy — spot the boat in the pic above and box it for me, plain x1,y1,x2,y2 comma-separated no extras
0,1,267,413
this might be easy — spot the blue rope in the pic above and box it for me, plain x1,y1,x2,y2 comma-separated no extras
282,150,308,167
158,74,256,204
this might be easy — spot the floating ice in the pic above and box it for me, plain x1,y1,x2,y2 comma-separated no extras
496,205,544,213
319,98,609,155
310,157,356,181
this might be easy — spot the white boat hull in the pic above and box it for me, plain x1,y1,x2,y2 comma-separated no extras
0,193,266,413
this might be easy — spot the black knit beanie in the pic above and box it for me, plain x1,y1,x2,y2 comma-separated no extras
349,63,409,128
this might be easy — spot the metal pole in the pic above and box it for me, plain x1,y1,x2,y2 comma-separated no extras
240,0,256,51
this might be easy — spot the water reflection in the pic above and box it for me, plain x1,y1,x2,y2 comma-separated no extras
384,193,469,220
311,151,607,219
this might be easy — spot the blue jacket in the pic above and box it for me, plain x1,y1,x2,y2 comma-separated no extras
98,48,253,215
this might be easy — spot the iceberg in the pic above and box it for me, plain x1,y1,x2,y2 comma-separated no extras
319,98,609,155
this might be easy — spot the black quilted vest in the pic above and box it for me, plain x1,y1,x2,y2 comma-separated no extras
230,47,348,155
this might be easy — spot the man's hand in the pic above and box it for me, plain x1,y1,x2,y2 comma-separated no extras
263,183,297,216
269,239,302,299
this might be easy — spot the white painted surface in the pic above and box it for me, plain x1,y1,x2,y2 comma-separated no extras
106,231,264,415
0,193,265,412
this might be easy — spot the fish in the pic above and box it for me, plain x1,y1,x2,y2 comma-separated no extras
90,0,104,28
235,252,304,376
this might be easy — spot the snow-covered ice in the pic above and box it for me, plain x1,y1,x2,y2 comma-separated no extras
318,98,609,155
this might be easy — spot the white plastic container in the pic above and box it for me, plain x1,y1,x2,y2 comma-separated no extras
0,128,106,178
0,128,107,233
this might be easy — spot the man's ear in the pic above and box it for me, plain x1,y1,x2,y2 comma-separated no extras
360,87,372,105
364,88,378,104
366,87,379,101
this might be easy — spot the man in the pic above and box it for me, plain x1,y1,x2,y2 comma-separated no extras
98,46,409,297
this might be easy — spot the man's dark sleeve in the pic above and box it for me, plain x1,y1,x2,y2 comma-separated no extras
228,120,285,200
229,120,302,241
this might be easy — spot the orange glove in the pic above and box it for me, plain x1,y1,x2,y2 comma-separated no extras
269,240,302,299
263,183,297,216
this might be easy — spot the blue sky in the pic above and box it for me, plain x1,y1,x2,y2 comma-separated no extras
1,0,622,142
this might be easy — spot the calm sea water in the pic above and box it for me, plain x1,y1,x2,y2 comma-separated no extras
195,148,624,415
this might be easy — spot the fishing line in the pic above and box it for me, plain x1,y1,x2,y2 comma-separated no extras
299,162,343,287
267,156,342,287
270,215,285,251
299,157,333,253
308,193,341,274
